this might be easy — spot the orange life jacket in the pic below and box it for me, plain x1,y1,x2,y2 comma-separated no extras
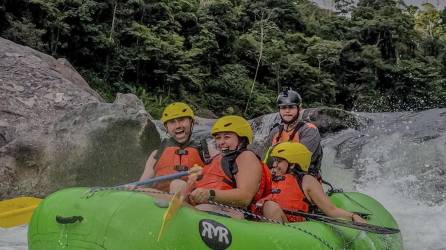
271,173,310,222
271,121,317,145
194,149,272,213
153,138,206,192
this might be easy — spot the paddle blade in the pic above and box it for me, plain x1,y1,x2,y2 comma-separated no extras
0,197,42,228
157,191,184,241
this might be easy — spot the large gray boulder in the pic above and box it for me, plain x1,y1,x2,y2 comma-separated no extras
0,38,160,199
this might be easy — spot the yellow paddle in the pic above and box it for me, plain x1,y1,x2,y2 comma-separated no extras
157,190,185,241
157,165,202,241
0,197,42,228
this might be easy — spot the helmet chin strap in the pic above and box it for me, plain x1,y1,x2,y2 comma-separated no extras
281,114,299,128
221,137,246,156
221,148,238,157
187,120,194,142
287,165,293,174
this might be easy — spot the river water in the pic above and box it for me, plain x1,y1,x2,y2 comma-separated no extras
1,108,446,249
321,109,446,250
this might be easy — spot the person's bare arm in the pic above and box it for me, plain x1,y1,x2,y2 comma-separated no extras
216,151,261,207
139,150,158,181
303,175,366,223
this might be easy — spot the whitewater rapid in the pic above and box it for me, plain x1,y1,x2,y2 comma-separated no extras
322,109,446,250
0,225,26,250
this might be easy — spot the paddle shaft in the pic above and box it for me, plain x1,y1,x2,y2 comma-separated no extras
206,200,398,235
124,171,190,187
283,209,400,234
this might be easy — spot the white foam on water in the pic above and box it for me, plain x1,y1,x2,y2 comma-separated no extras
0,225,27,250
354,129,446,250
358,181,446,250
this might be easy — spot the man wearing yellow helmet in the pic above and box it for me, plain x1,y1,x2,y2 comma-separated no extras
259,142,366,223
188,115,272,217
137,102,209,193
264,87,323,179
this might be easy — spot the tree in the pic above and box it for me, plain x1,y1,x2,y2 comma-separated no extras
415,3,444,39
352,0,418,60
334,0,355,15
1,0,444,115
244,9,272,115
306,38,343,72
336,41,378,109
414,3,446,57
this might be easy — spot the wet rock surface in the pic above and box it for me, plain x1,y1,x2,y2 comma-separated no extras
0,38,160,199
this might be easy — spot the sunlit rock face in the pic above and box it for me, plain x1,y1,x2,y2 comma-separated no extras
0,38,160,199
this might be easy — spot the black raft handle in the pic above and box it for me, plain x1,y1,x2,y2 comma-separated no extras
56,215,84,224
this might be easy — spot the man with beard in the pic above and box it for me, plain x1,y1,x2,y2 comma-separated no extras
264,87,323,179
137,102,210,193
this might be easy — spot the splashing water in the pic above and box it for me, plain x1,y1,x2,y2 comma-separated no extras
0,225,27,250
323,109,446,250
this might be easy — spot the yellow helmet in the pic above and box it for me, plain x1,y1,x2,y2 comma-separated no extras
161,102,194,124
211,115,253,144
270,142,312,172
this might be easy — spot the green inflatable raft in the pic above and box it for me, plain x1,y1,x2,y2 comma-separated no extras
28,187,403,249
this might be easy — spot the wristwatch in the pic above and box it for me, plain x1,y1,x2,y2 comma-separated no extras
208,189,216,201
351,213,358,221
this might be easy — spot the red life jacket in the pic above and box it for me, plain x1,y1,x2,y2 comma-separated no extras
271,173,310,222
194,149,272,213
153,139,206,192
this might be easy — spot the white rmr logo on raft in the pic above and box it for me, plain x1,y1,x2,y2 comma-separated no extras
201,221,229,243
199,219,232,250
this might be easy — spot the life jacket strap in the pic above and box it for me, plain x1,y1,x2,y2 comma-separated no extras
200,138,211,164
288,121,305,141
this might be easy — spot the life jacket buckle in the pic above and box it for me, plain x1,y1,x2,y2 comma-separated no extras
175,149,188,155
272,188,281,194
174,165,189,171
272,175,285,182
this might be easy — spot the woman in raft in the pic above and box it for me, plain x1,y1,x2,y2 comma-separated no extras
259,141,367,223
188,115,271,218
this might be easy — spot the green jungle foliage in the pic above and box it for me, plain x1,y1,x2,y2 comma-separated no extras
1,0,445,118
